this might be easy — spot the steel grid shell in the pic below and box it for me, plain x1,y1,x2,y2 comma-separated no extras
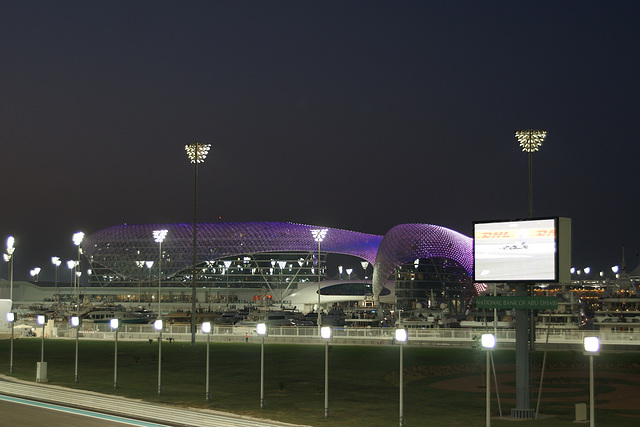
371,224,473,297
82,222,383,281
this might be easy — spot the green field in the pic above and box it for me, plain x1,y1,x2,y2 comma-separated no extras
1,338,639,426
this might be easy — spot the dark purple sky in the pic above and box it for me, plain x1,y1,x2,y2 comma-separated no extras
1,1,639,281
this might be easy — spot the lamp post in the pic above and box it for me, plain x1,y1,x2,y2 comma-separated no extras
36,314,47,383
6,312,15,374
154,319,163,395
72,232,84,310
152,229,168,320
321,326,332,418
257,322,267,408
584,336,600,427
202,321,212,401
338,265,343,280
111,318,119,389
481,334,496,427
51,257,61,302
311,228,328,332
223,260,232,308
146,261,154,306
277,260,287,309
5,236,15,302
515,129,546,218
396,328,407,427
361,261,369,279
71,316,80,382
37,315,46,362
67,260,78,311
185,142,211,347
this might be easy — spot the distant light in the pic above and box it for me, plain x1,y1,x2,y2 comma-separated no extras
395,329,407,343
110,318,119,329
321,327,332,339
202,322,211,334
311,228,328,243
6,312,15,323
154,319,163,331
67,260,77,269
72,231,85,246
570,267,576,274
584,267,591,275
153,229,168,243
70,316,80,327
515,129,547,152
37,315,46,325
612,265,620,274
278,260,287,270
257,323,267,336
146,261,154,269
6,236,15,253
185,143,211,163
51,256,61,267
361,261,369,270
481,333,496,349
584,336,600,354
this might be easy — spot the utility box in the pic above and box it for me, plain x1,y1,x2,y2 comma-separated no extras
36,362,48,383
575,403,587,422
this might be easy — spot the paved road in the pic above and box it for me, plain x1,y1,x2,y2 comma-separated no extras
0,397,169,427
0,376,306,427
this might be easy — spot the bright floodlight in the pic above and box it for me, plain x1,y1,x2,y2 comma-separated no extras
321,326,332,339
110,318,119,329
154,319,163,331
153,229,168,243
584,336,600,353
6,312,14,322
515,129,547,152
257,323,267,336
37,315,46,325
311,228,328,243
51,256,61,266
70,316,80,327
584,267,591,275
6,236,15,253
612,265,620,274
395,329,407,343
481,333,496,349
202,321,211,334
185,143,211,163
72,231,85,246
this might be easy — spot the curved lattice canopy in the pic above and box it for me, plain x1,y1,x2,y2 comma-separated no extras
82,222,383,281
371,224,473,297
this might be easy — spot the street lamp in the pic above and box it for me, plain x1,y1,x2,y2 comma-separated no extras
5,236,15,302
311,228,328,331
202,321,212,401
395,328,407,427
36,314,47,383
152,229,168,320
584,336,600,427
257,322,267,409
481,333,496,427
111,318,119,389
51,257,61,301
321,326,332,418
185,142,211,347
154,319,163,395
67,260,78,311
361,261,369,279
277,260,287,308
6,312,15,374
71,316,80,382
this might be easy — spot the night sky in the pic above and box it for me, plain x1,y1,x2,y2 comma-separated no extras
1,1,639,282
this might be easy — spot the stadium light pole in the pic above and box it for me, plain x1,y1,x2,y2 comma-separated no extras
185,142,211,347
202,321,212,401
72,232,84,312
154,319,163,395
396,328,407,427
111,318,119,389
257,322,267,409
152,229,168,320
7,312,15,373
321,326,332,418
515,129,546,218
311,228,328,333
5,236,15,303
584,337,600,427
71,316,80,382
482,334,496,427
51,257,61,301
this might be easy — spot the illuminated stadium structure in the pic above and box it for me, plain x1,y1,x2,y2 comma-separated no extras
80,222,474,312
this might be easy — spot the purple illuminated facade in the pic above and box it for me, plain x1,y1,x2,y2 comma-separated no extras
82,221,472,298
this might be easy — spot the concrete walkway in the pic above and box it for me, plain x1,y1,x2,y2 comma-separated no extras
0,375,307,427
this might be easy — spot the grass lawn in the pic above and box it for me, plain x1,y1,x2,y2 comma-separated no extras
1,338,639,426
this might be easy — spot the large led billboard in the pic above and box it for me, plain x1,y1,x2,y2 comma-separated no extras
473,217,571,283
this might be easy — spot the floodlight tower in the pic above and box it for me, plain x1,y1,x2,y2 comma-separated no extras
152,229,168,320
72,232,84,311
311,228,328,331
185,142,211,346
5,236,15,302
515,129,546,218
51,257,61,301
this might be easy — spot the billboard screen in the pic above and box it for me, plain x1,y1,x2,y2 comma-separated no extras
473,217,570,283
